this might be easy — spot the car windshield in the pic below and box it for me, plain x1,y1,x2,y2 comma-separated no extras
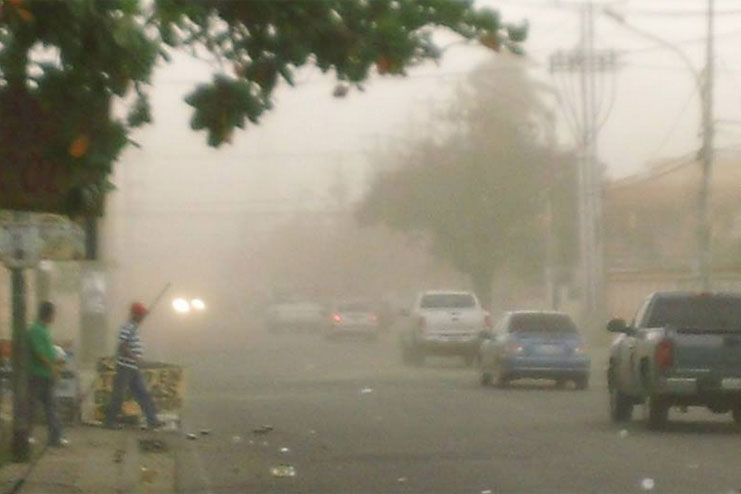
509,313,578,334
420,294,476,309
646,296,741,331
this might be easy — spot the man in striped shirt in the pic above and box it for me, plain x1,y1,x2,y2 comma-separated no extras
104,302,162,429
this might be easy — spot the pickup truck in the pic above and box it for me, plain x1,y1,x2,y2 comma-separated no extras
399,290,490,366
607,291,741,429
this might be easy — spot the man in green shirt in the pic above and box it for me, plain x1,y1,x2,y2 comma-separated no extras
27,301,65,447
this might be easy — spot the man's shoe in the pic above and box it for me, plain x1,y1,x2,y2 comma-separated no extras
49,438,69,448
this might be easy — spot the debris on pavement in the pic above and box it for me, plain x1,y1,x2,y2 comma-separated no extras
481,490,493,494
232,435,243,444
618,429,629,439
280,447,291,453
139,439,168,453
397,477,407,483
270,465,297,478
253,425,274,435
186,433,198,440
200,429,212,436
360,387,374,394
113,448,125,464
641,478,655,491
308,429,317,435
28,437,36,445
140,466,158,485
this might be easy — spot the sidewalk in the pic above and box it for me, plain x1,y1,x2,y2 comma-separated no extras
0,425,178,494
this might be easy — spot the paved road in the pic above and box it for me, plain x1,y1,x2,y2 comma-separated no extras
172,324,741,494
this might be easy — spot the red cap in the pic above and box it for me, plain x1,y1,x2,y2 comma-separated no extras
130,302,148,317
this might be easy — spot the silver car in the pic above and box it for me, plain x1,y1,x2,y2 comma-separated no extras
324,301,380,340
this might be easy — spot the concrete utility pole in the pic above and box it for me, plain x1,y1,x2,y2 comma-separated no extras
698,0,715,291
550,2,618,327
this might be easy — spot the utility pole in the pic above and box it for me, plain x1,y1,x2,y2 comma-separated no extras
10,264,28,462
550,2,618,328
698,0,715,291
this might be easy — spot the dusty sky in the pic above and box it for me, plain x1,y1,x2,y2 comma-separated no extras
114,0,741,210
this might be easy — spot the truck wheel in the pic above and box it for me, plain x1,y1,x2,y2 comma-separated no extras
609,386,633,422
732,406,741,425
647,395,669,430
575,376,589,390
480,370,492,386
494,364,509,388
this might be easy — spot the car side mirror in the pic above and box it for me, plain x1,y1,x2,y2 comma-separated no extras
607,318,630,333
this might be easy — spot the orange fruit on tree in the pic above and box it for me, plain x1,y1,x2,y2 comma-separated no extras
69,135,90,158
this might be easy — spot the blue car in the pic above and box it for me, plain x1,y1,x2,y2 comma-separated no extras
479,311,590,389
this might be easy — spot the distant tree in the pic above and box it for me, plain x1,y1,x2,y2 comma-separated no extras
358,60,577,307
0,0,526,215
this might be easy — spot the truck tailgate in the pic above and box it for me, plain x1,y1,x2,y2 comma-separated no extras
423,310,482,334
673,332,741,374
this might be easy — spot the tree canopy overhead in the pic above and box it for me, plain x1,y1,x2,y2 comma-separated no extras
358,60,577,307
0,0,526,215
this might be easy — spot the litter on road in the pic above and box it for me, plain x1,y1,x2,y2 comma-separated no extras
186,433,197,440
270,465,297,478
232,435,243,444
360,387,374,394
397,477,407,483
200,429,212,436
618,429,628,439
280,447,291,453
641,478,655,491
253,425,275,435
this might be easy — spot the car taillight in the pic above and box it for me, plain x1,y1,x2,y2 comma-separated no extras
484,314,492,329
332,313,342,323
505,342,524,354
655,339,673,370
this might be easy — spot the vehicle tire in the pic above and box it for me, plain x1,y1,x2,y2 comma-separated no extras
575,376,589,390
609,386,633,422
480,370,493,386
647,395,669,430
493,364,509,388
732,406,741,425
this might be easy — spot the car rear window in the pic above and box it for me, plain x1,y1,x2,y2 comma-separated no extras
509,313,577,333
646,295,741,331
420,294,476,309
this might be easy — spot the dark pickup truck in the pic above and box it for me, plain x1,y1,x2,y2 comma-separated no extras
607,291,741,429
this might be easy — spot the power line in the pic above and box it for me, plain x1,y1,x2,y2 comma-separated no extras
643,85,698,164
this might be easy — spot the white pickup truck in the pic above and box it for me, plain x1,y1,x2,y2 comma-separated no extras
399,290,491,366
